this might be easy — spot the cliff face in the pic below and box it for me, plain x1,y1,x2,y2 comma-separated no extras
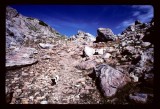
6,6,61,48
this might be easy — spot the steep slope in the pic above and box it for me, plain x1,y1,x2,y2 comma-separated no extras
6,6,61,48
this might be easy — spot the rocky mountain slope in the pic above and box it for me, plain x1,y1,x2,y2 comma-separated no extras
6,6,61,48
5,6,154,104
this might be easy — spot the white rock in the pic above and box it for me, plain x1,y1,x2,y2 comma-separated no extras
122,42,126,47
16,89,22,93
40,101,48,104
22,53,30,58
130,73,139,82
33,50,38,54
42,55,51,59
84,46,95,57
29,96,34,101
95,58,104,63
22,72,29,76
14,77,19,81
75,84,81,87
39,43,54,49
108,47,116,52
96,49,104,55
10,42,17,46
142,42,151,47
102,53,111,59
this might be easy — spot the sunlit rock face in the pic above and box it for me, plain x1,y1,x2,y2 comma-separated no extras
6,6,60,48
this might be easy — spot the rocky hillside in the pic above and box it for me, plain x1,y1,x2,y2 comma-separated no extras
5,6,154,104
6,6,62,48
70,30,96,42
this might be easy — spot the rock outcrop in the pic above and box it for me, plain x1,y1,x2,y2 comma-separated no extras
6,6,61,48
95,28,116,42
94,64,131,98
6,47,38,69
69,30,96,42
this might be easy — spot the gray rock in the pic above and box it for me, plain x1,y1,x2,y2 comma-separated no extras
96,28,115,42
133,48,154,76
129,93,148,104
94,64,131,98
6,47,38,69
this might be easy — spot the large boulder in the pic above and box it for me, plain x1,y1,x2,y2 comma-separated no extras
96,28,115,42
94,64,131,98
6,47,38,69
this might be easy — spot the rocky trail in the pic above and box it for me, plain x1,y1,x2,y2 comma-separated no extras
6,41,105,104
6,38,153,104
5,6,154,104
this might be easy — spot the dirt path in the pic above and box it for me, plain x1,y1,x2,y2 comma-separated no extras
6,41,104,104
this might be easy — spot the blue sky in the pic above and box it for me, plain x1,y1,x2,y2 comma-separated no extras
10,5,154,37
